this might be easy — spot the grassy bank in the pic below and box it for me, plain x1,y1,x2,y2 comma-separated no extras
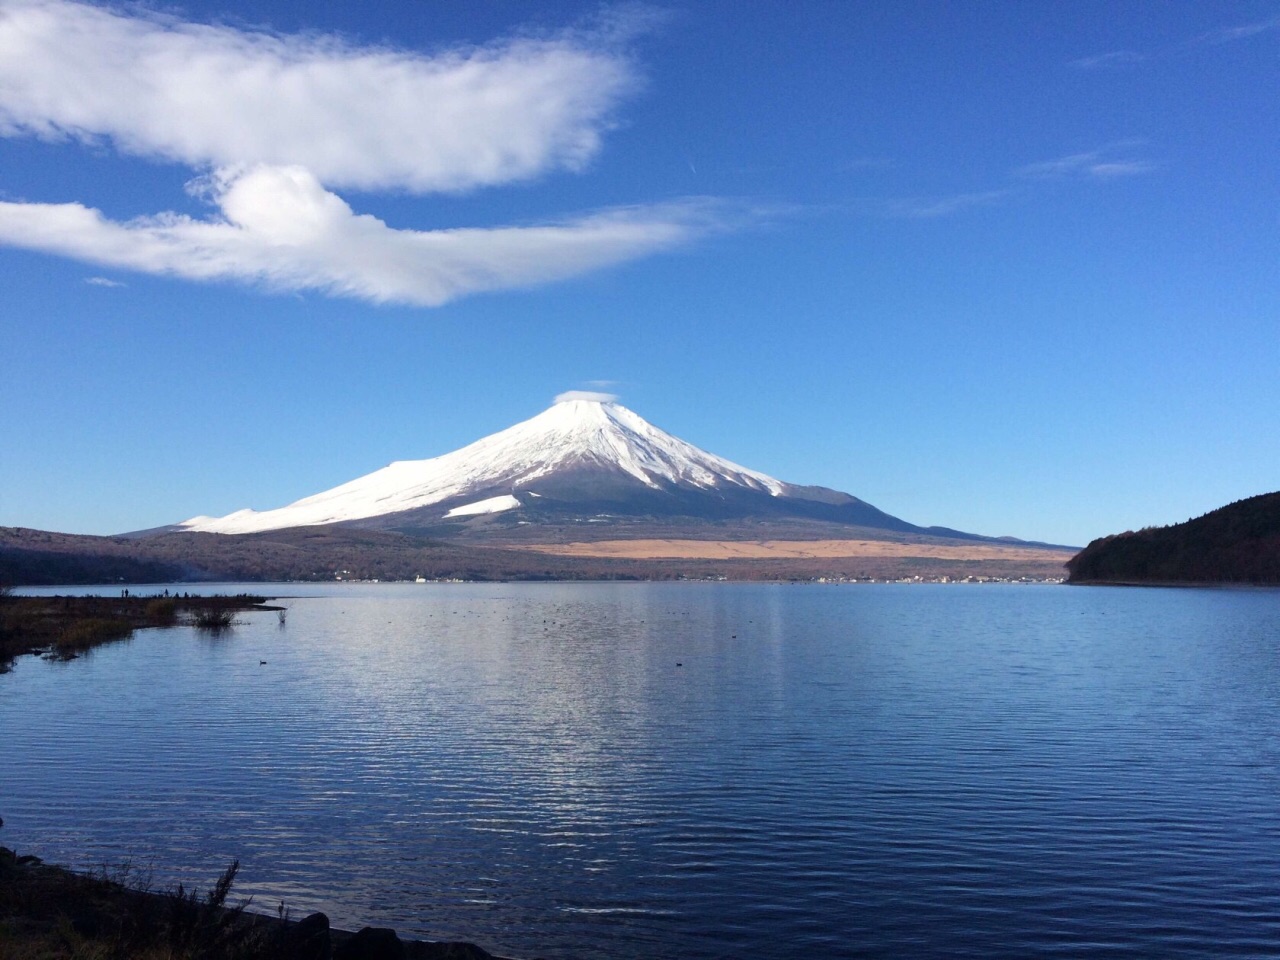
0,593,279,673
0,844,505,959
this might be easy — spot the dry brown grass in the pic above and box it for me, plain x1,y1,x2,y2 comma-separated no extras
513,538,1073,563
0,595,275,672
0,851,262,960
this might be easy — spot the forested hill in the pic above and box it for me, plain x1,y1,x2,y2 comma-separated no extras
1067,492,1280,585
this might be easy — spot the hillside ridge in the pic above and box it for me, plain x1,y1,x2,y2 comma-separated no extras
1066,492,1280,585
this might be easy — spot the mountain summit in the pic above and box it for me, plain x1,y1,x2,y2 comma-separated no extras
178,395,943,537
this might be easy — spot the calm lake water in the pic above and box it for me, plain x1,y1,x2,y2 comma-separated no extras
4,582,1280,958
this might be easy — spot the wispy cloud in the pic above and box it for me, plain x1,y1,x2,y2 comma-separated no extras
1198,14,1280,44
1072,14,1280,68
0,0,727,305
1069,50,1147,70
1086,160,1154,178
874,141,1151,221
884,189,1010,219
84,275,124,287
840,156,893,172
1017,144,1153,181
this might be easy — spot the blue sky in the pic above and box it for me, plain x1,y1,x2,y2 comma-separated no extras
0,0,1276,547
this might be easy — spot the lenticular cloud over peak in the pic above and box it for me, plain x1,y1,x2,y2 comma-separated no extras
0,0,724,305
554,391,620,404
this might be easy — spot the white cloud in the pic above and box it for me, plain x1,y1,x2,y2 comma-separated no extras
884,189,1010,219
1069,50,1147,70
1199,15,1280,44
0,1,735,305
1072,18,1279,70
84,275,123,287
840,156,893,172
1085,161,1154,179
1018,146,1152,181
0,165,719,305
555,390,619,404
0,0,637,193
872,141,1151,221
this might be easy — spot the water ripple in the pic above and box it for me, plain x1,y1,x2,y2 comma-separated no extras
5,582,1280,958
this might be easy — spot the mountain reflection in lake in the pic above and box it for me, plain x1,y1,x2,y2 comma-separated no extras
5,582,1280,959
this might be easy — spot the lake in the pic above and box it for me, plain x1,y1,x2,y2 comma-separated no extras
4,582,1280,958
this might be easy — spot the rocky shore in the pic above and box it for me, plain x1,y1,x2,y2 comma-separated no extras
0,842,521,960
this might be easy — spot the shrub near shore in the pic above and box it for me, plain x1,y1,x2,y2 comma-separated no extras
0,847,271,960
0,843,508,959
0,593,276,672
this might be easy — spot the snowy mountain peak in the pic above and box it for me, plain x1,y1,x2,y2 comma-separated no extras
178,397,791,534
498,397,787,493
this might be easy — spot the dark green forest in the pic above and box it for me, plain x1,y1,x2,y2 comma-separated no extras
1067,492,1280,585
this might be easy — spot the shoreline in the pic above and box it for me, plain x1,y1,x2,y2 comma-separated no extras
0,592,281,673
0,842,519,960
1066,578,1280,589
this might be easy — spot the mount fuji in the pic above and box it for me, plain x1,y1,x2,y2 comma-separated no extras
176,393,973,540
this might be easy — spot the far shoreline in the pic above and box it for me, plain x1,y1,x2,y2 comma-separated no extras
1067,578,1280,589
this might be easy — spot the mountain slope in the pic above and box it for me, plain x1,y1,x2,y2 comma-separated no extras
176,396,959,538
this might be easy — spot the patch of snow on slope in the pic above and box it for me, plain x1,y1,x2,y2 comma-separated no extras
444,494,522,518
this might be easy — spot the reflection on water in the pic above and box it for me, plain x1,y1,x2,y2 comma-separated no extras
5,583,1280,958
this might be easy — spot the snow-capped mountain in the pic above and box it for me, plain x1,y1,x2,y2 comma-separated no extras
178,394,928,536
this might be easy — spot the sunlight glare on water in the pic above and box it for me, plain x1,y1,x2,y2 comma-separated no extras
4,582,1280,958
